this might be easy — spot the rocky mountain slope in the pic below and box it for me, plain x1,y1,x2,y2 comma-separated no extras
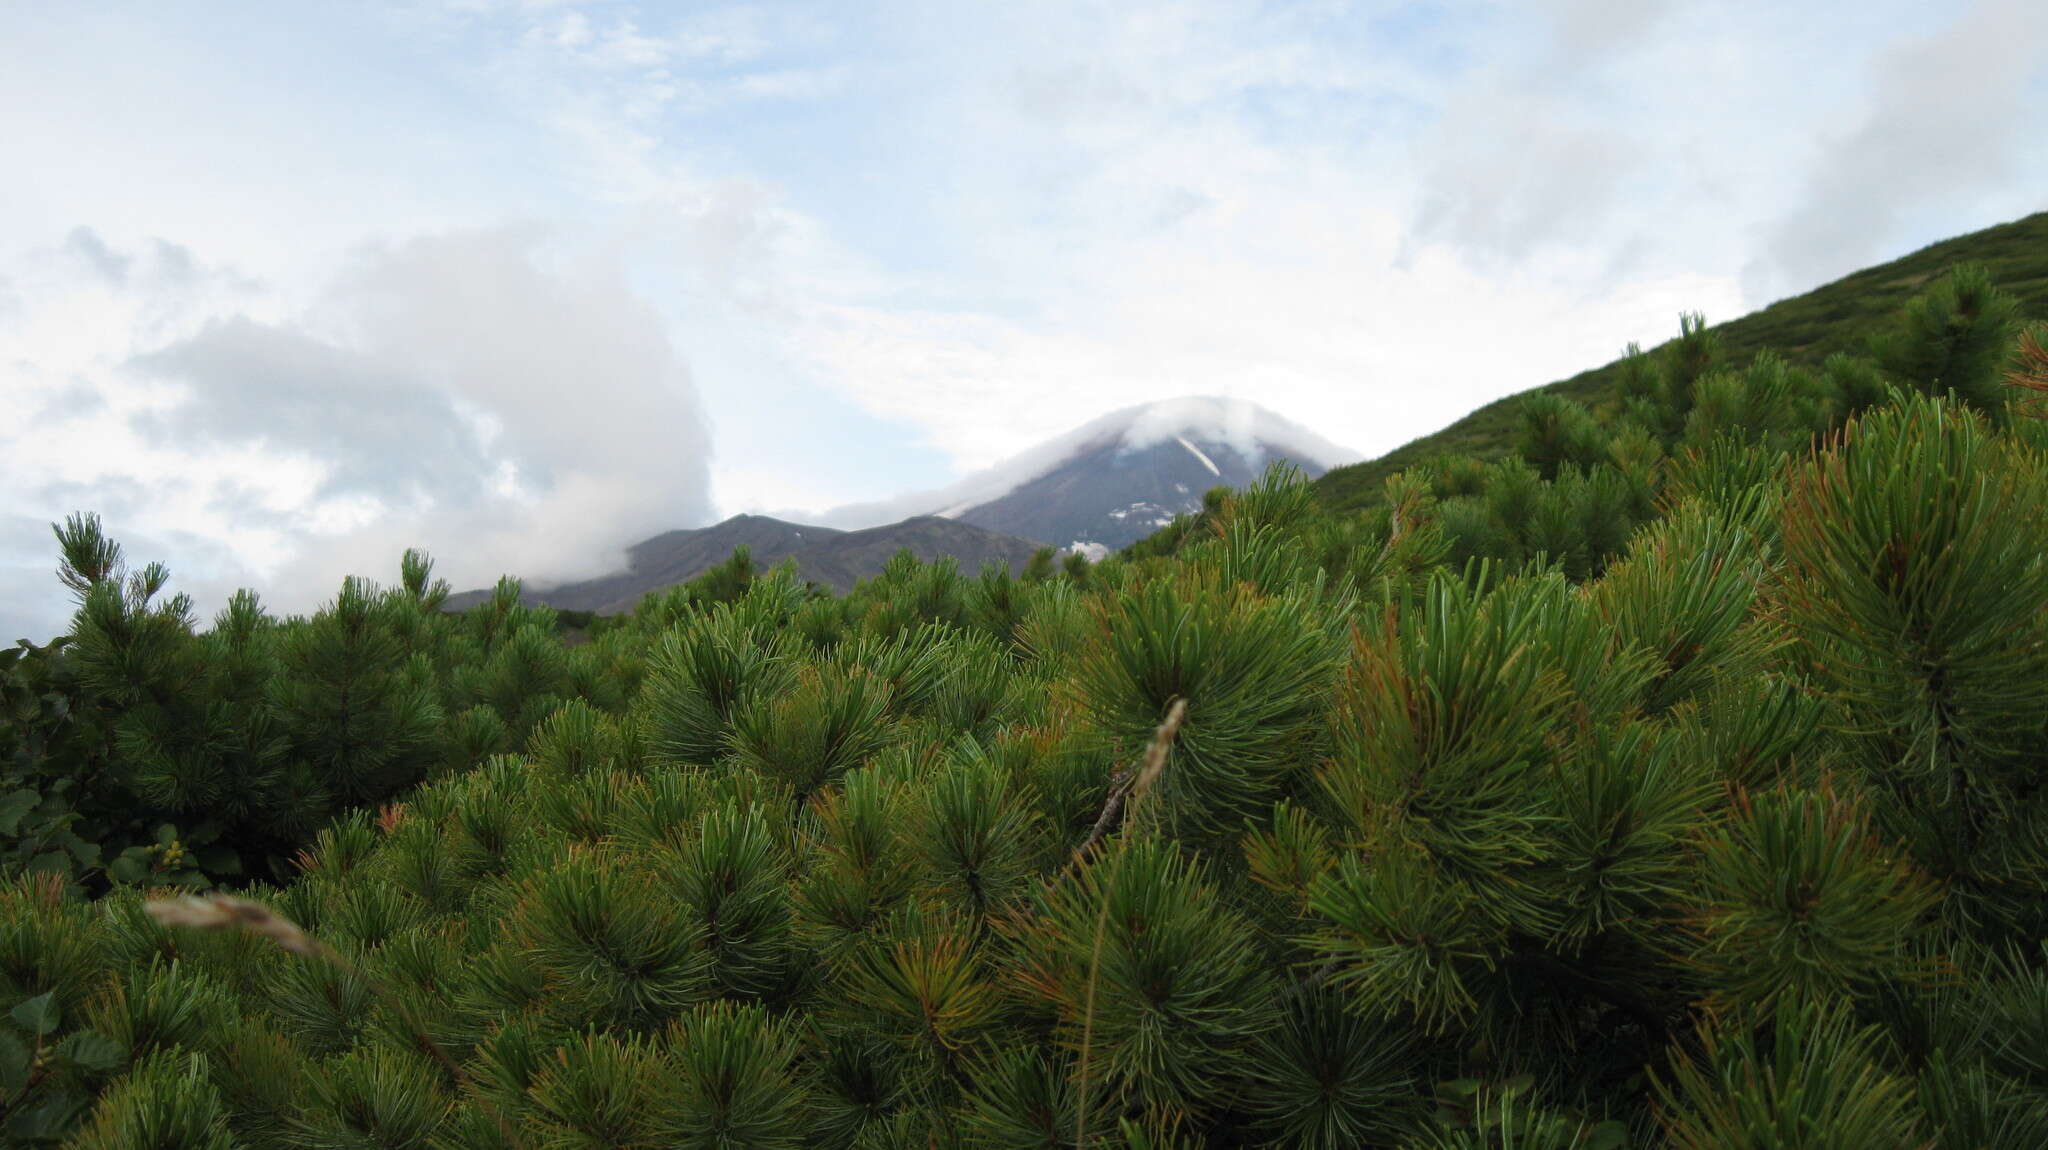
825,397,1359,553
950,428,1324,553
443,514,1045,614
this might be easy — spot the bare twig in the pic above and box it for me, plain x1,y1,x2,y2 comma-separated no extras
1069,698,1188,866
1074,769,1134,859
1125,699,1186,813
147,894,334,961
1074,698,1185,1148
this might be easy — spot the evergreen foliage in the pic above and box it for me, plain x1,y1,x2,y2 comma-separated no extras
8,261,2048,1146
1319,210,2048,507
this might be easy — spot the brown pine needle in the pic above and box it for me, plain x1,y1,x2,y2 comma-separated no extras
2006,326,2048,418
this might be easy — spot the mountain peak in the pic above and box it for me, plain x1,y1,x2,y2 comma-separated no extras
816,397,1359,547
952,397,1360,550
1075,396,1357,467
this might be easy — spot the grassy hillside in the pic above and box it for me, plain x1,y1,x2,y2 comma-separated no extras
1316,210,2048,510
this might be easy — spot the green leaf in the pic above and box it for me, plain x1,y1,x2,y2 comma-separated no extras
51,1030,124,1075
1,1084,92,1142
194,844,242,876
0,789,37,835
10,993,58,1036
1437,1078,1483,1099
56,833,97,868
0,1030,29,1091
1583,1121,1629,1150
107,850,150,885
153,822,179,846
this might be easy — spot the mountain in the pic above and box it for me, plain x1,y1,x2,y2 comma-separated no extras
951,431,1319,554
443,515,836,614
825,397,1360,554
443,514,1046,615
778,516,1045,592
1315,209,2048,511
445,397,1353,613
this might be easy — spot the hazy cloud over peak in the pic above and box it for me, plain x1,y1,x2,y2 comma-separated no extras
2,0,2046,638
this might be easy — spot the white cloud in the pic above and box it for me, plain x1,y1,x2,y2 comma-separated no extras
0,227,712,638
4,0,2046,639
1750,0,2048,298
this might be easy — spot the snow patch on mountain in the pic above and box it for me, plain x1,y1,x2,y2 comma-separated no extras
1175,435,1221,477
1107,500,1175,524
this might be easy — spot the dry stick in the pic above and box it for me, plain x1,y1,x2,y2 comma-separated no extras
1073,770,1134,861
147,893,528,1149
1072,698,1186,1149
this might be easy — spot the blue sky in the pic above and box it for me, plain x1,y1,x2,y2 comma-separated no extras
3,0,2046,637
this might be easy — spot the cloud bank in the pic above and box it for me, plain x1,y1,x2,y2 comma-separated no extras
4,0,2047,638
1750,0,2048,299
1,228,712,638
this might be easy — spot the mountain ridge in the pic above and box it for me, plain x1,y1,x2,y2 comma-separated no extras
443,514,1045,614
1313,209,2048,510
827,396,1358,552
950,423,1335,552
448,396,1359,611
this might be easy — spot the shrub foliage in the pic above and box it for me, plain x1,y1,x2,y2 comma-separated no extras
6,266,2048,1146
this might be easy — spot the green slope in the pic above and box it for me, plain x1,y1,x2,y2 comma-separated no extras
1316,209,2048,511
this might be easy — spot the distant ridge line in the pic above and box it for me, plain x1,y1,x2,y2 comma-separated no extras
442,513,1048,614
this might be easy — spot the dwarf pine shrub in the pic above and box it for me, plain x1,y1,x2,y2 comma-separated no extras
8,267,2048,1147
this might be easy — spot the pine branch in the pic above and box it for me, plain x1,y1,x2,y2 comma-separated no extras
2005,326,2048,419
148,892,529,1149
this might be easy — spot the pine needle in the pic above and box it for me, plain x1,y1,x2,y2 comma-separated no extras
2006,325,2048,418
146,891,528,1149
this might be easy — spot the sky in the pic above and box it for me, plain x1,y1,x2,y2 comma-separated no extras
3,0,2045,639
